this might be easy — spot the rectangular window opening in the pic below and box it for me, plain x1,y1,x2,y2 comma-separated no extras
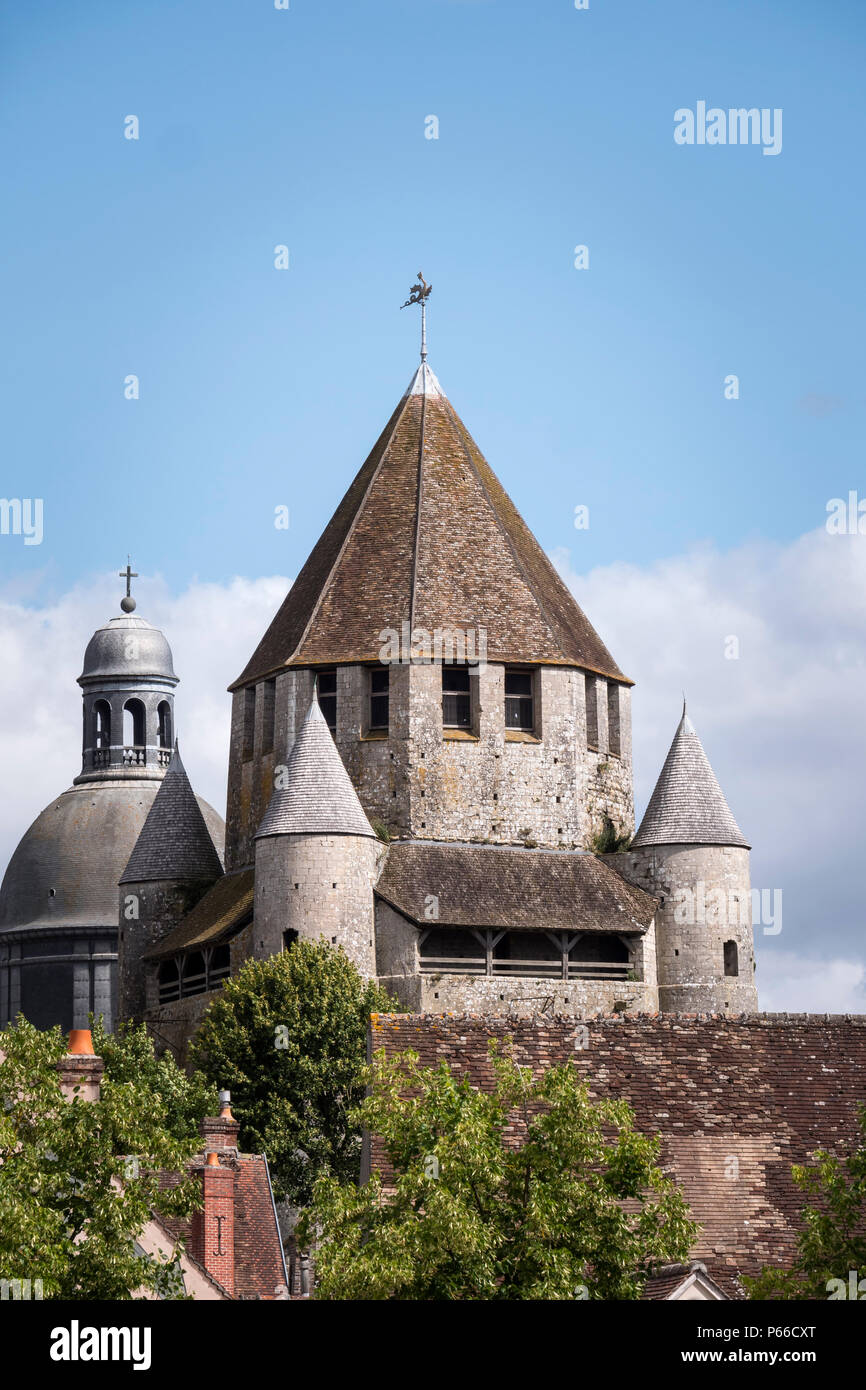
505,668,534,731
607,681,621,757
369,666,389,731
317,668,337,737
442,665,471,729
242,687,256,761
261,678,276,754
585,675,599,750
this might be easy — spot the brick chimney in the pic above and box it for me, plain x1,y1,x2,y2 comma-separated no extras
191,1152,236,1296
199,1089,240,1152
56,1029,104,1102
190,1090,238,1296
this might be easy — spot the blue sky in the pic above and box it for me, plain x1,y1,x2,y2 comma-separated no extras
1,0,864,598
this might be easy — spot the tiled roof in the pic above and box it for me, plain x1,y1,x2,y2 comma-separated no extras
231,361,628,688
642,1261,726,1300
158,1152,286,1301
632,708,749,849
142,868,254,959
375,842,657,933
120,747,225,884
370,1013,866,1298
255,694,375,840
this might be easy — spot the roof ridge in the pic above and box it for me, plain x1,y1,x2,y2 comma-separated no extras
408,375,428,634
285,390,417,673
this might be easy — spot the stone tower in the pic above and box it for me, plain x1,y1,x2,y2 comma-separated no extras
614,705,758,1013
224,359,634,871
0,584,223,1033
253,692,381,978
118,745,224,1023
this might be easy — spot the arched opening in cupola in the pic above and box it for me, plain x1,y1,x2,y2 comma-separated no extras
157,701,172,749
93,700,111,749
122,698,146,748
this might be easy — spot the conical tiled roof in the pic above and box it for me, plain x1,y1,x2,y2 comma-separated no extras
231,361,627,689
632,707,749,849
255,694,376,839
120,747,225,883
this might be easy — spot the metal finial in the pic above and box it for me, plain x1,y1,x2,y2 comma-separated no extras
119,556,139,613
401,272,432,361
682,692,687,719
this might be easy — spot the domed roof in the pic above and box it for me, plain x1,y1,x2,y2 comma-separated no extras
79,616,176,685
0,781,225,934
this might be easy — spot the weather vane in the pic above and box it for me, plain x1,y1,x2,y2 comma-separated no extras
401,272,432,361
119,556,138,614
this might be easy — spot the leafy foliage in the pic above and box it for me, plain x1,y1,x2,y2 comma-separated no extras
0,1018,202,1299
92,1015,218,1144
190,941,396,1204
298,1041,699,1299
588,815,632,855
745,1104,866,1300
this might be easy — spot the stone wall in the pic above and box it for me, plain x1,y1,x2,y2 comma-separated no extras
224,662,634,868
368,1012,866,1296
118,878,212,1023
253,832,382,978
374,898,658,1017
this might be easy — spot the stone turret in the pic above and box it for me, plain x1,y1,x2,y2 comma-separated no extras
253,692,381,977
118,745,224,1022
613,705,758,1014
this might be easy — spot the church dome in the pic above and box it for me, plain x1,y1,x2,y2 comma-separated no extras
0,781,225,934
79,616,176,685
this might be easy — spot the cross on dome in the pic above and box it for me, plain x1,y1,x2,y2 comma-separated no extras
119,557,139,613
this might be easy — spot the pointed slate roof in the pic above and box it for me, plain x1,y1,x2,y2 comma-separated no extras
632,707,749,849
231,361,628,689
255,694,376,839
120,747,225,883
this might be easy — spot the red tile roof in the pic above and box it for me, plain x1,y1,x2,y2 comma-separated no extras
369,1012,866,1298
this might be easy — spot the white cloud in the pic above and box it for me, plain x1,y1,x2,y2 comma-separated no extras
0,571,288,855
553,525,866,1011
758,953,866,1014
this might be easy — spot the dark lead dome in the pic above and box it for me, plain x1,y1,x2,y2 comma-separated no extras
79,616,176,684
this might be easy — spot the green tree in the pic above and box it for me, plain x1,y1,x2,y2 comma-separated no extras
746,1104,866,1300
298,1042,699,1299
190,940,396,1204
91,1015,218,1144
0,1018,202,1299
